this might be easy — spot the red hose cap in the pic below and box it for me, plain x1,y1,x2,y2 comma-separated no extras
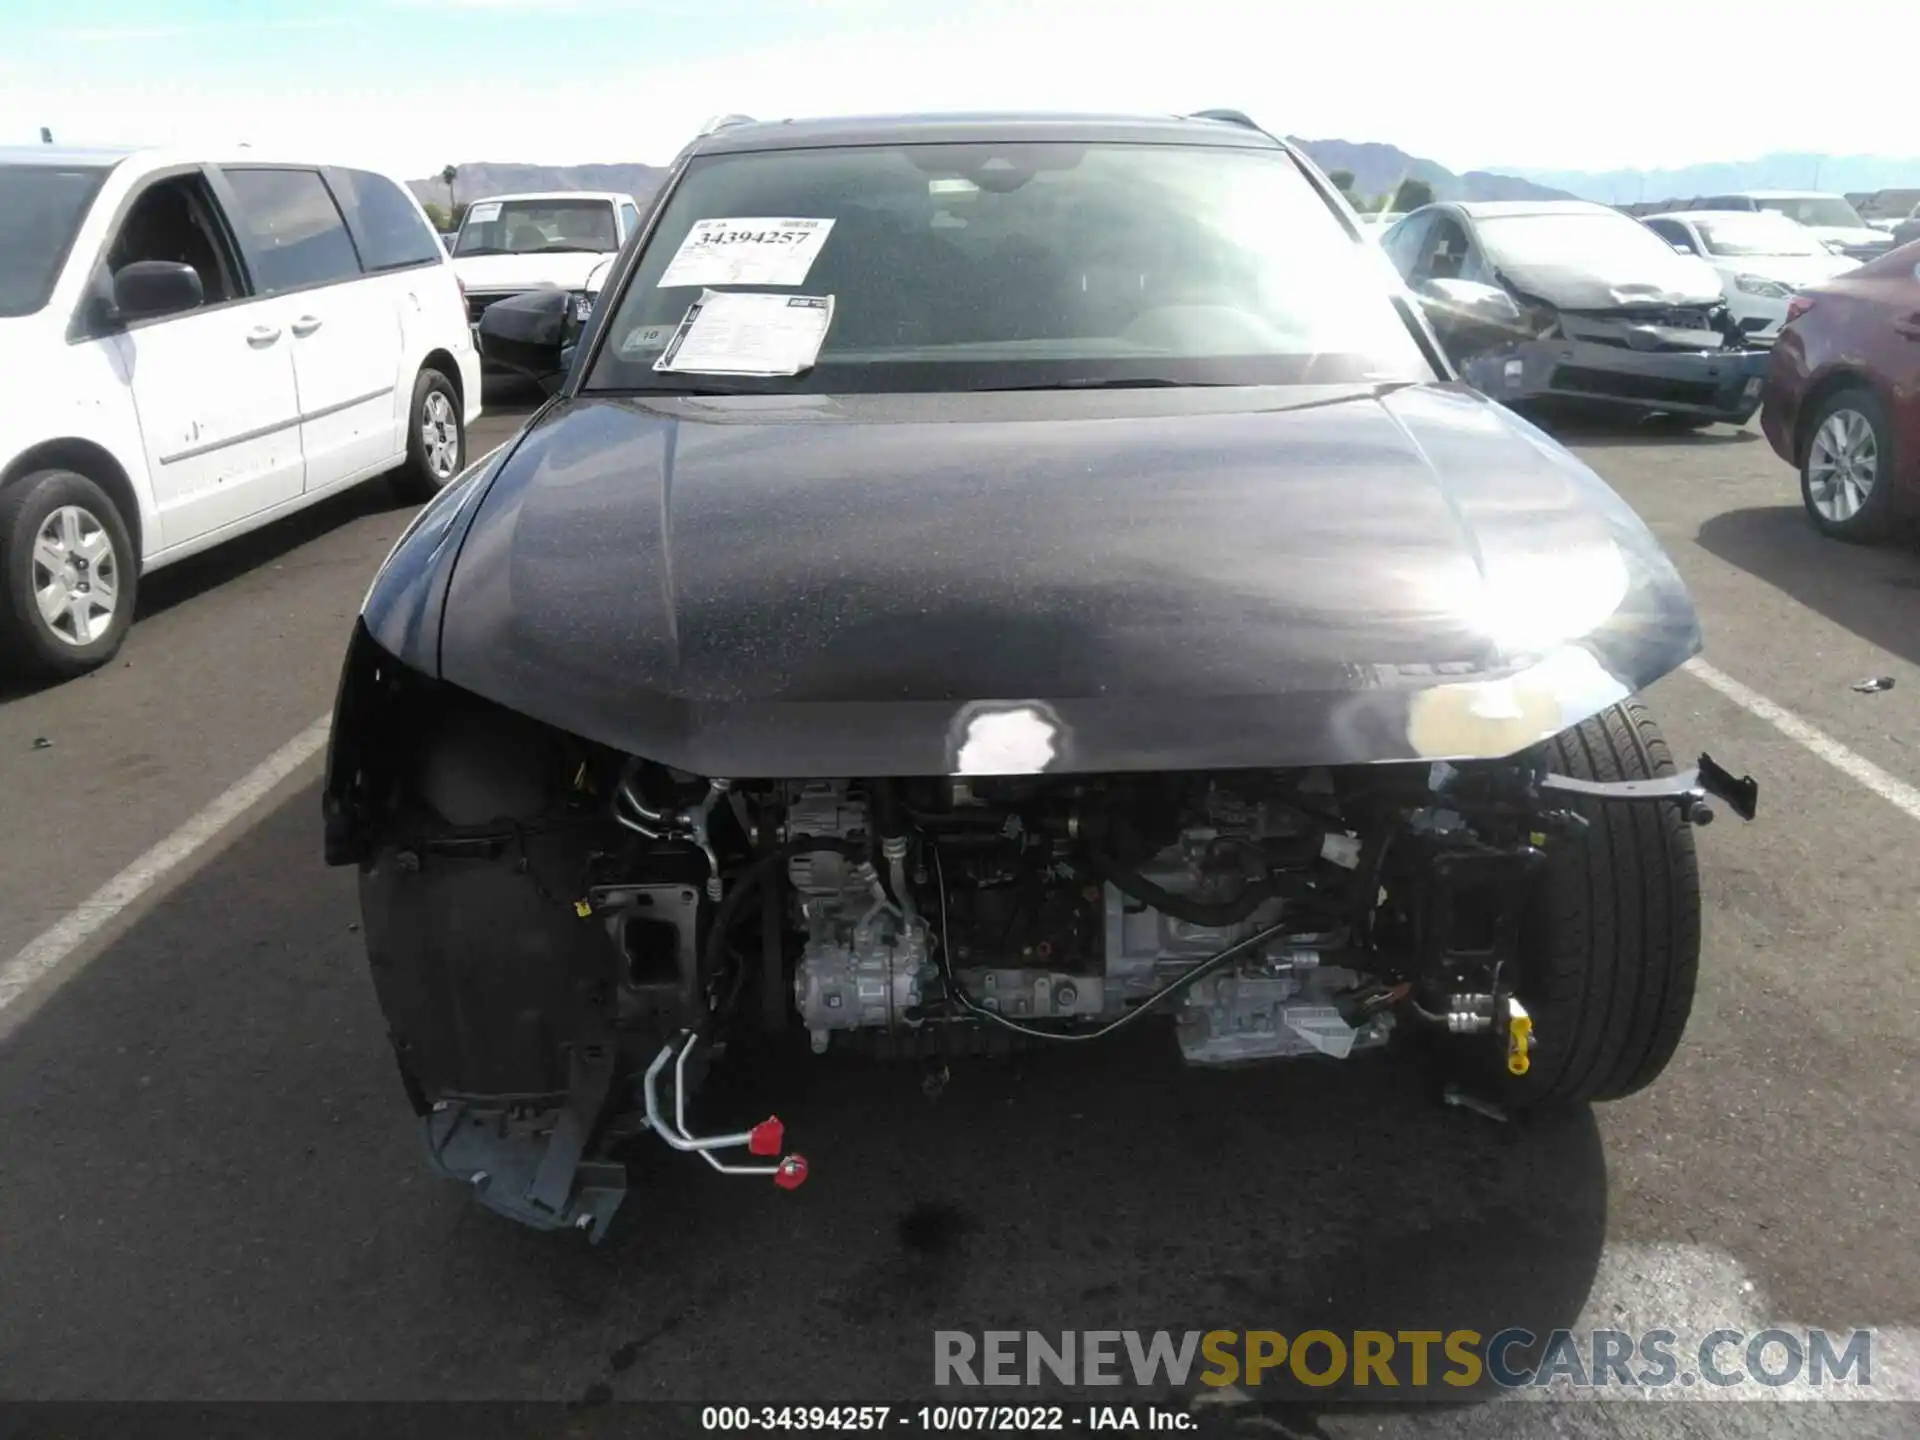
774,1155,809,1190
748,1117,784,1156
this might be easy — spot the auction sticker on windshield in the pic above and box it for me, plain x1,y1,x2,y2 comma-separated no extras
655,290,835,376
465,201,502,224
657,217,835,288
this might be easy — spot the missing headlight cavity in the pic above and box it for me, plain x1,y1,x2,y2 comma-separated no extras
620,910,683,987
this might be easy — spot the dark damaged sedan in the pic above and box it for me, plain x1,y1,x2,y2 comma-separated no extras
323,111,1759,1241
1379,200,1772,425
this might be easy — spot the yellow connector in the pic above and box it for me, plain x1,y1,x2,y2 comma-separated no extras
574,898,593,918
1506,999,1534,1076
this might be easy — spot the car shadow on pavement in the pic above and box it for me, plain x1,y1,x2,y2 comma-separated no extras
1529,411,1764,450
0,779,1609,1412
1696,504,1920,667
133,483,408,626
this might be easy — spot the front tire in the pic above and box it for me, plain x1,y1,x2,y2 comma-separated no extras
391,368,465,505
0,469,138,681
1800,387,1897,543
1467,700,1702,1110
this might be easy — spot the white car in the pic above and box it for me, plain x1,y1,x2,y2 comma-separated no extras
1678,191,1893,263
447,191,640,360
1355,211,1406,243
1641,210,1859,339
0,146,481,678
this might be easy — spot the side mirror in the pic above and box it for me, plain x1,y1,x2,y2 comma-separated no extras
1416,277,1524,331
112,260,204,323
478,286,572,391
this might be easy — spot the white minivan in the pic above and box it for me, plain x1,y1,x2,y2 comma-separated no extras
0,146,483,679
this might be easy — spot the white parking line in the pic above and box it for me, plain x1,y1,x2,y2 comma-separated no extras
0,714,332,1016
1683,657,1920,823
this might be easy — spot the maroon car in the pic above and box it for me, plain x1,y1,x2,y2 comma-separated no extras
1761,240,1920,542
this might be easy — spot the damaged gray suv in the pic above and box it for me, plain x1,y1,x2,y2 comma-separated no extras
1380,199,1772,427
322,110,1759,1242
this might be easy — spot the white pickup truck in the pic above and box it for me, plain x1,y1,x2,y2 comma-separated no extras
448,191,639,364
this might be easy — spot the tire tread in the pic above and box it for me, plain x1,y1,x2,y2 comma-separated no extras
1506,700,1700,1108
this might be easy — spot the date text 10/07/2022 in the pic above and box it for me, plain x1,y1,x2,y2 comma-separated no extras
701,1405,1196,1432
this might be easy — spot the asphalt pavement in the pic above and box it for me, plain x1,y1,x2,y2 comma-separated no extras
1,390,1916,1434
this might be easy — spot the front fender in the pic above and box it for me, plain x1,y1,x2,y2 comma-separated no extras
360,437,517,674
326,436,521,865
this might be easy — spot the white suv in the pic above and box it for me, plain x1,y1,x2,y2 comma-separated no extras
448,190,638,361
0,146,483,679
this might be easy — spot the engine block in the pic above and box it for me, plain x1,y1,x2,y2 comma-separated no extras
788,779,1391,1064
789,783,932,1053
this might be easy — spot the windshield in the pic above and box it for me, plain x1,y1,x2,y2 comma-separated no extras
1475,211,1690,274
0,164,110,317
1754,196,1865,229
455,197,619,256
586,142,1434,394
1694,213,1827,257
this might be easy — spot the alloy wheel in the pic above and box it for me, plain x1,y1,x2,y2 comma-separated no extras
31,504,119,647
423,390,461,480
1807,408,1879,522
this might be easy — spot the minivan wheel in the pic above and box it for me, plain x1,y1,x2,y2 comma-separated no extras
1447,700,1701,1111
1801,387,1897,543
391,368,465,504
0,469,139,680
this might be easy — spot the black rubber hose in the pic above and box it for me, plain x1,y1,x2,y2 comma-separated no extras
705,834,866,1014
1079,849,1273,927
869,778,906,841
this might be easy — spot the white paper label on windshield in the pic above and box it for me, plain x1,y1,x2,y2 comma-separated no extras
465,201,502,224
654,290,835,376
656,218,835,288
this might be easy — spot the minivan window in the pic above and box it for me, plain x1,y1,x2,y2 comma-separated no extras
621,201,641,238
329,168,441,271
588,143,1435,394
223,167,364,293
0,164,110,317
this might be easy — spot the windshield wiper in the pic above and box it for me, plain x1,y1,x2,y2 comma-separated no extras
975,376,1238,392
621,381,787,397
455,246,507,256
537,244,612,254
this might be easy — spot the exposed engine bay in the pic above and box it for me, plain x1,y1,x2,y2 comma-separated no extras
329,668,1756,1243
781,774,1398,1067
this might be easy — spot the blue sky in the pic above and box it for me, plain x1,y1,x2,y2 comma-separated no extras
1,0,1909,182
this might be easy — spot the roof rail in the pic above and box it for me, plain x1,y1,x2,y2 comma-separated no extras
1186,109,1263,132
698,114,758,136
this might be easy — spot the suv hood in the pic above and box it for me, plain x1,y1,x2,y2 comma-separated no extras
1491,249,1728,311
416,383,1700,777
450,251,612,292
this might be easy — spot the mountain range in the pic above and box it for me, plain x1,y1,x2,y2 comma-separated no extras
408,139,1573,212
1284,138,1574,203
410,162,671,211
1503,152,1920,205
